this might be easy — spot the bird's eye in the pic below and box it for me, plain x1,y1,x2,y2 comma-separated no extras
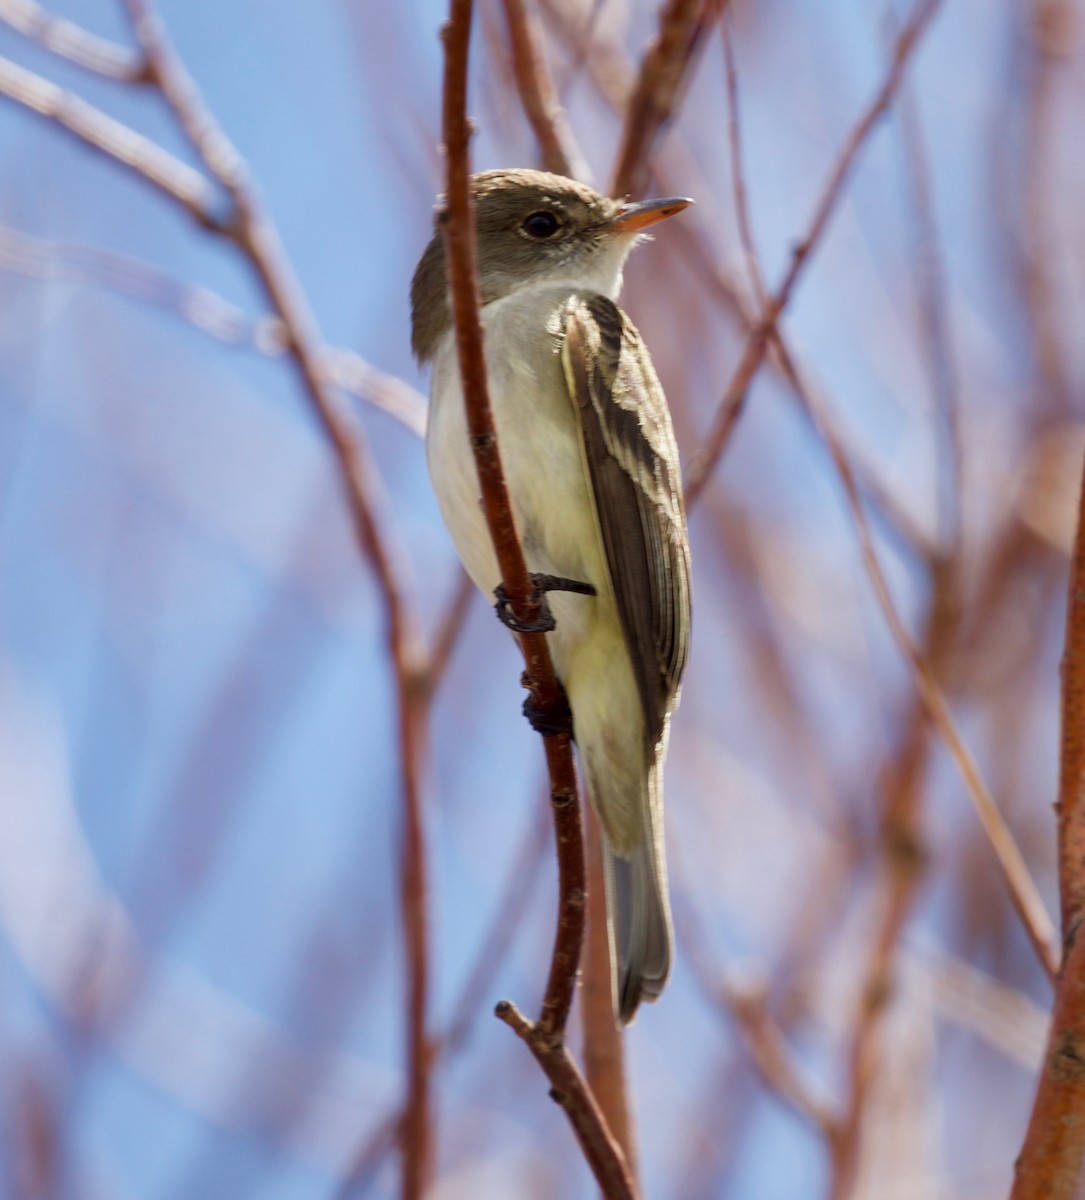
521,210,562,239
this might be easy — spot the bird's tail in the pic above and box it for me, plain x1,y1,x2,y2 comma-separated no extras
601,763,673,1024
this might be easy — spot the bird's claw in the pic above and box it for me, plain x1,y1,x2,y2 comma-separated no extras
493,573,596,634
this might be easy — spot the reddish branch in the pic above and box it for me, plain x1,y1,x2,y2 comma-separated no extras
492,0,635,1166
582,811,636,1170
0,1,437,1192
684,0,943,505
715,0,1057,979
441,3,636,1196
610,0,718,199
1058,456,1085,938
1011,452,1085,1199
498,0,586,180
1012,929,1085,1200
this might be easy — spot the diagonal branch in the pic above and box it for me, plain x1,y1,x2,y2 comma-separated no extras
784,350,1059,983
685,0,943,504
0,53,219,225
0,0,148,81
0,224,428,436
610,0,718,199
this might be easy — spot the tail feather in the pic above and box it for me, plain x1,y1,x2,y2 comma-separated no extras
605,837,672,1023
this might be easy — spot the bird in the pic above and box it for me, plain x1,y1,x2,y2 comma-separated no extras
410,168,692,1023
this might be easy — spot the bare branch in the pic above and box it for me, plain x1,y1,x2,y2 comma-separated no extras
582,810,635,1171
495,1000,638,1200
0,0,148,81
1011,916,1085,1199
441,4,636,1195
441,0,586,1033
685,0,944,503
418,572,475,705
499,0,589,180
723,978,840,1142
1057,450,1085,939
0,224,427,436
610,0,717,199
784,349,1059,983
0,53,219,226
100,2,435,1192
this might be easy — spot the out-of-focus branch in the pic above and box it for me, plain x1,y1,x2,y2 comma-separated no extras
0,0,148,81
897,77,963,554
610,0,718,199
720,10,1054,995
417,572,475,706
498,0,588,180
338,807,551,1197
542,0,935,566
64,1,434,1193
828,573,955,1199
720,16,766,309
682,890,842,1143
685,0,943,504
723,978,839,1143
715,4,1056,993
0,53,219,226
714,0,1056,984
582,809,635,1170
0,225,428,437
785,349,1059,982
441,3,636,1196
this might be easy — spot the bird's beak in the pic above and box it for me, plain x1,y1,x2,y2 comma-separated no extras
603,196,694,234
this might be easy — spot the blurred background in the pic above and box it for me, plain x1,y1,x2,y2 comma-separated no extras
0,0,1080,1196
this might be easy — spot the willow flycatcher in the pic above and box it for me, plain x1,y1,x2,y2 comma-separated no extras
411,169,692,1023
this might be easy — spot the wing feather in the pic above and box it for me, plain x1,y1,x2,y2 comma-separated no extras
561,294,691,753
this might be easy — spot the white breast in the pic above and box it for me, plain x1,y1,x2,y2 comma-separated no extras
425,285,615,665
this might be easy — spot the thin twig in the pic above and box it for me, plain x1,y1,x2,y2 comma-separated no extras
582,809,635,1172
498,0,588,180
0,224,428,436
721,15,766,308
828,575,955,1199
0,53,219,226
681,889,842,1143
441,3,635,1195
684,0,944,504
610,0,717,199
113,2,434,1193
541,1,935,565
785,350,1059,983
722,979,840,1143
338,808,551,1198
0,0,148,81
418,571,476,706
896,66,963,554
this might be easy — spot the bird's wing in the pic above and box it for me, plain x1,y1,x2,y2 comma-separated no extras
561,294,691,751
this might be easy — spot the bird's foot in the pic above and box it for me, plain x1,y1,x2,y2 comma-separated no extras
493,573,597,634
522,680,574,736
